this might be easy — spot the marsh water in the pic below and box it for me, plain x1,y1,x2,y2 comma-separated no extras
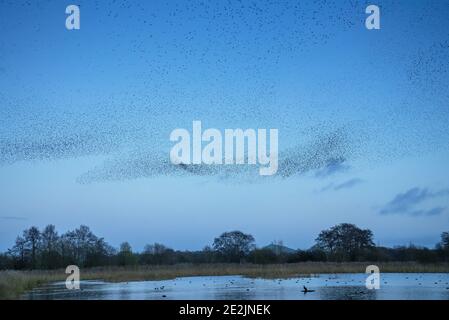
23,273,449,300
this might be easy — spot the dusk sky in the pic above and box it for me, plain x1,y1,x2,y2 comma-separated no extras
0,0,448,252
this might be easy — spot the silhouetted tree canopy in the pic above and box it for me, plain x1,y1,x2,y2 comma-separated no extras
118,242,138,266
213,231,255,263
6,225,115,269
1,224,447,270
315,223,375,261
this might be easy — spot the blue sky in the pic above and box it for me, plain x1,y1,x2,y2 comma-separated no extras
0,0,448,251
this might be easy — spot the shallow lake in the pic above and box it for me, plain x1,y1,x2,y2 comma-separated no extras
23,273,449,300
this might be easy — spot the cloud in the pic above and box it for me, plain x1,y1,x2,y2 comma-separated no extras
334,178,364,190
380,187,449,216
0,216,28,220
320,178,364,192
314,157,350,178
409,207,446,216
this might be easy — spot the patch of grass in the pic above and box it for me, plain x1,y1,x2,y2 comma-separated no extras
79,262,449,281
0,270,64,300
2,262,449,299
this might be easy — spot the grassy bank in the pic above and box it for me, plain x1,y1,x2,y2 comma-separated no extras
0,270,63,300
2,262,449,299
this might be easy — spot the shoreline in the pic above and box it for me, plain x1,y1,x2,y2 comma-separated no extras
2,262,449,299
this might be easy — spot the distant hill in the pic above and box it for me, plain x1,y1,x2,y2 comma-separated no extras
263,243,296,255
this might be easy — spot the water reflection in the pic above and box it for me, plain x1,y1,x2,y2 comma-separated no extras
317,286,378,300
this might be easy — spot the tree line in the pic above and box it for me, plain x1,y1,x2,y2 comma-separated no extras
1,223,448,270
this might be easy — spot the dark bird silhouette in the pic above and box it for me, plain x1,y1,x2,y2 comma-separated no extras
301,286,315,293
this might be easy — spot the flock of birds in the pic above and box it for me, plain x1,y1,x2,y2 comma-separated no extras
148,277,319,298
138,274,449,299
0,0,448,184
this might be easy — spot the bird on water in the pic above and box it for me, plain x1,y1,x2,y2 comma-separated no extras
301,286,315,293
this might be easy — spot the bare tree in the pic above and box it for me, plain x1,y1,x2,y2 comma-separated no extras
23,226,40,268
440,232,449,250
9,236,27,268
40,225,59,269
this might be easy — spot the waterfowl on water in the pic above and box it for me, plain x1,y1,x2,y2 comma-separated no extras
301,286,315,293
